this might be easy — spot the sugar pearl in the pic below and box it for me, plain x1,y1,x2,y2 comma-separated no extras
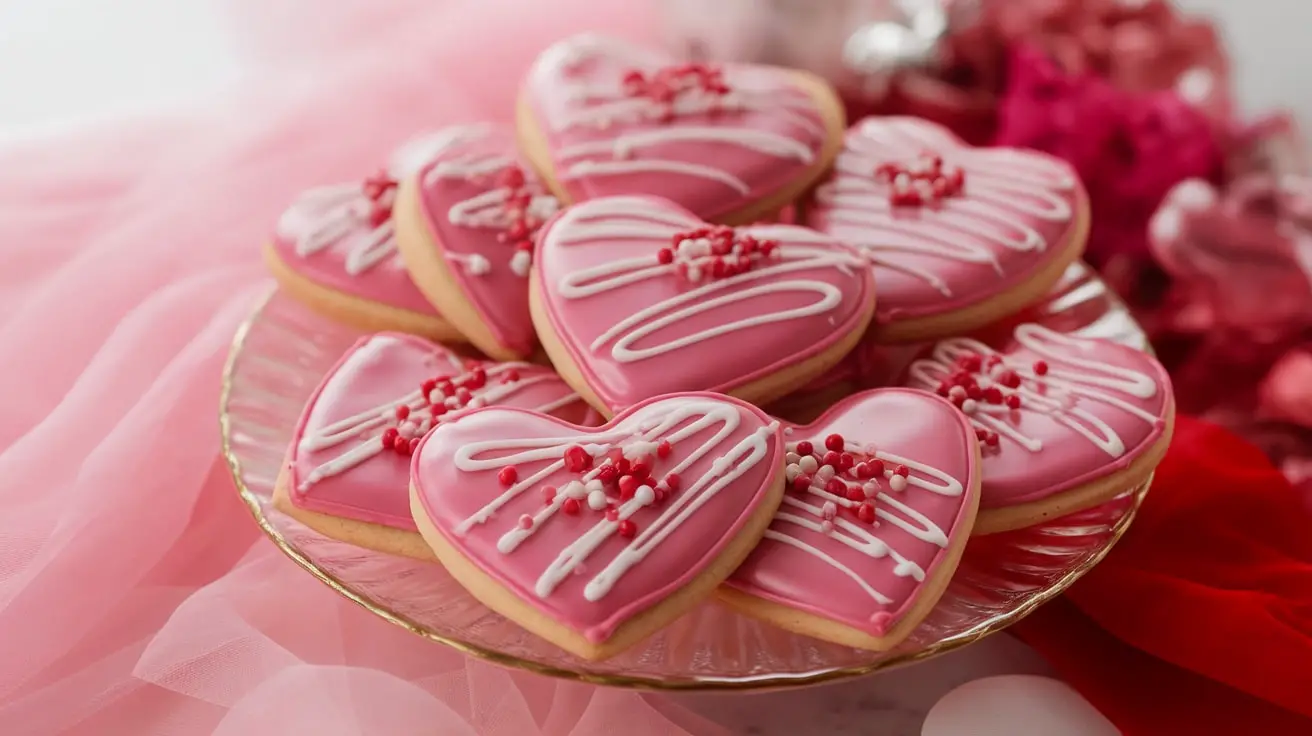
962,399,978,414
863,481,880,498
785,463,800,481
785,451,801,464
798,455,819,474
816,465,835,481
564,481,587,499
635,485,655,506
587,490,608,510
889,475,908,492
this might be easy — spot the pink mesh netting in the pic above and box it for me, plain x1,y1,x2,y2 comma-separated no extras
0,1,761,732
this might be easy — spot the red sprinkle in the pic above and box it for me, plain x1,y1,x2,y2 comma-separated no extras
629,458,652,481
845,486,865,502
1033,360,1049,376
837,453,855,472
518,514,533,530
986,432,1001,447
822,450,842,469
657,248,674,265
409,437,421,453
663,472,682,491
825,477,847,495
498,466,519,486
564,445,592,473
562,498,581,515
855,462,873,479
381,427,400,449
825,433,845,452
895,464,910,478
618,475,640,500
597,464,619,486
857,502,877,524
984,387,1004,404
656,440,672,459
867,459,885,476
1006,394,1022,410
618,519,637,538
795,440,814,456
791,473,812,492
605,508,620,522
394,405,410,421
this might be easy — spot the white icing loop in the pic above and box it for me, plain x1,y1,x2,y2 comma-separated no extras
813,117,1078,297
297,354,580,490
451,397,778,602
550,198,865,363
531,35,824,195
763,439,970,604
906,323,1161,457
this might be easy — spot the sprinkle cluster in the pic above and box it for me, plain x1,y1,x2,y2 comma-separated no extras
361,170,400,226
931,351,1049,449
621,63,732,121
501,437,685,539
876,153,965,207
496,165,555,277
658,226,781,284
380,365,521,456
784,433,911,530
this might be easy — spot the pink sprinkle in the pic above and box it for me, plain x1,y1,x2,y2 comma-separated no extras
517,515,533,530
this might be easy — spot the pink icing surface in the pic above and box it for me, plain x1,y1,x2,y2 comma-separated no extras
534,195,875,413
412,124,560,356
524,34,829,222
728,389,979,636
902,324,1173,508
412,392,783,643
287,332,594,530
805,116,1088,324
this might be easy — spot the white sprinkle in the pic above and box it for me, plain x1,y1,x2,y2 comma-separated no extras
510,250,532,277
821,501,837,520
962,399,978,414
785,451,801,464
564,481,588,499
464,254,491,275
949,386,967,400
863,481,880,498
816,465,835,481
799,455,819,474
585,478,604,492
635,485,655,506
587,490,608,510
890,475,908,492
785,463,800,481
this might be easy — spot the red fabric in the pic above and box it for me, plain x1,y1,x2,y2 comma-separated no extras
1014,416,1312,735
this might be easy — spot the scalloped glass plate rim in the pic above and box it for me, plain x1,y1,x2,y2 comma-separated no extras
220,267,1150,692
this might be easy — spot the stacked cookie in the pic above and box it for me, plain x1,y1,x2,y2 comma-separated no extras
264,34,1175,661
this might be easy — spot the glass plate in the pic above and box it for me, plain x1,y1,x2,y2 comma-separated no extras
220,262,1150,690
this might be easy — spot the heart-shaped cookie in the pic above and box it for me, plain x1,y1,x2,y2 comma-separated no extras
409,393,785,660
264,133,481,338
805,116,1089,342
274,332,596,559
902,323,1174,534
517,33,846,224
531,196,877,416
394,123,562,360
722,389,980,651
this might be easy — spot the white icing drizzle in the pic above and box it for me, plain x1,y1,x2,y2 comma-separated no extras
550,197,864,363
532,35,823,195
282,124,507,277
762,440,964,605
906,323,1162,457
451,398,778,602
813,117,1077,296
296,354,581,490
417,128,559,278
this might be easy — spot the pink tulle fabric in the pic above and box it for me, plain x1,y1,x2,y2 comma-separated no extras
0,1,764,732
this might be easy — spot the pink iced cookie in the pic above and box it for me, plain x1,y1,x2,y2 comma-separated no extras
394,124,562,360
517,33,846,224
903,323,1175,534
805,116,1090,342
264,134,474,339
723,389,981,651
273,332,596,559
409,393,786,660
530,195,877,416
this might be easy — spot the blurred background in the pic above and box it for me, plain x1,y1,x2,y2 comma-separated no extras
0,1,1307,136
